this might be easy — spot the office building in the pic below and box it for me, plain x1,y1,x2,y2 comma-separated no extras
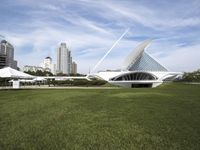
57,43,74,74
71,61,77,74
41,56,56,74
0,55,6,69
0,40,18,69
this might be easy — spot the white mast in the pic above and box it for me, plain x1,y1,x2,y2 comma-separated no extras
91,28,129,73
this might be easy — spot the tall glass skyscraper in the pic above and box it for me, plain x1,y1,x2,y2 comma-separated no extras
57,43,71,74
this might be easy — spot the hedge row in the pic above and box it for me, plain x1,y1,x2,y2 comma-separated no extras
48,79,107,86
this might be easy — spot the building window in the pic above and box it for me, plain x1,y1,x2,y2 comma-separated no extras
111,72,157,81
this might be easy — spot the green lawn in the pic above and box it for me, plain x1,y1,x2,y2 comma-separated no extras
0,83,200,150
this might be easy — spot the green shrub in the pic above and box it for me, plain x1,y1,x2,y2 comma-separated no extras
49,79,107,86
181,69,200,82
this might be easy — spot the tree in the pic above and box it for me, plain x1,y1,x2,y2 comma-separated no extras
24,70,53,76
181,69,200,82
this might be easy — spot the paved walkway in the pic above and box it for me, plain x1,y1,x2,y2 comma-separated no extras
0,85,120,90
183,82,200,85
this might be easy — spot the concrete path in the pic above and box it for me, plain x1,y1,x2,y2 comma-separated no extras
0,85,120,90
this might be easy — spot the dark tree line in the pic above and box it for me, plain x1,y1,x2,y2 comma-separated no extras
180,69,200,82
56,73,85,76
24,71,85,77
47,79,107,86
24,70,53,76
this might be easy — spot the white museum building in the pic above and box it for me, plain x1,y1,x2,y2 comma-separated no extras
92,40,182,88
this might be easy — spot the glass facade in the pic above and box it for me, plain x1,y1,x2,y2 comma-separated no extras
128,52,167,72
111,72,157,81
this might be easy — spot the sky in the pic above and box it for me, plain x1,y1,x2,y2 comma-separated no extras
0,0,200,73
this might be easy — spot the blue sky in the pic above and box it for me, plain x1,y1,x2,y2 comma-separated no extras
0,0,200,73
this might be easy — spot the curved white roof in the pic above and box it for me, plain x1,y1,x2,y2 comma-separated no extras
122,39,152,70
122,39,168,72
94,70,181,82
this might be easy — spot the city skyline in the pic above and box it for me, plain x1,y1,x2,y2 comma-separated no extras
0,0,200,73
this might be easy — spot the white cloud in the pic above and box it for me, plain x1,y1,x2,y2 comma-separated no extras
156,44,200,72
1,0,200,73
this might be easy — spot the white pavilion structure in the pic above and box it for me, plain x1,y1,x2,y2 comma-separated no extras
91,40,182,88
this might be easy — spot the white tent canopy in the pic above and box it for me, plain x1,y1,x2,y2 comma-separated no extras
33,77,47,81
0,67,34,79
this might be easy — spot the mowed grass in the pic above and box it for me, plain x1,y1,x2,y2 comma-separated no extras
0,83,200,150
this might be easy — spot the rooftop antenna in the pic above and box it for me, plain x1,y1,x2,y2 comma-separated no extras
91,28,129,73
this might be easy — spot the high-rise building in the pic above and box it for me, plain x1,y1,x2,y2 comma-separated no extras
12,60,18,70
43,56,52,69
0,40,18,69
41,56,56,74
72,61,77,74
69,51,72,73
57,43,71,74
0,55,6,69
